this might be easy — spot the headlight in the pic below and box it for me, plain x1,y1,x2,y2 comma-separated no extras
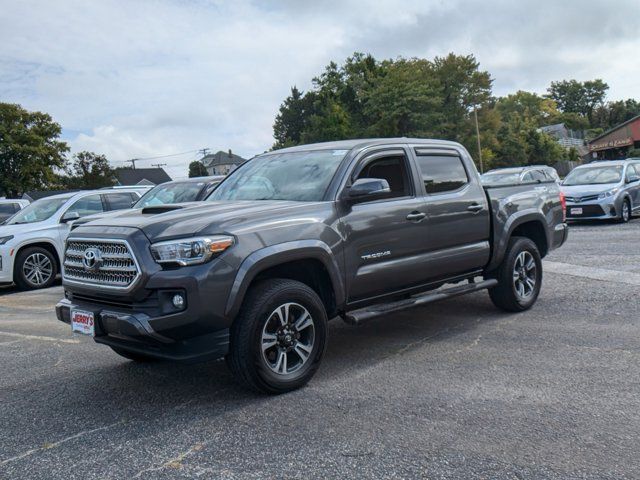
150,236,234,266
598,189,618,199
0,235,14,245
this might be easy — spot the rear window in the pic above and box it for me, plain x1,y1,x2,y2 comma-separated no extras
0,203,18,214
416,155,469,194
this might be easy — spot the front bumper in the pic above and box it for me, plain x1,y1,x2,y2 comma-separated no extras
56,298,229,363
565,199,618,221
0,245,15,283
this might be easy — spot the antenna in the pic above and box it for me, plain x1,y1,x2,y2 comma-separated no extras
151,163,167,168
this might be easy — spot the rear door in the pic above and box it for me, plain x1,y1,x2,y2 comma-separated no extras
339,147,429,303
412,147,491,279
627,164,640,210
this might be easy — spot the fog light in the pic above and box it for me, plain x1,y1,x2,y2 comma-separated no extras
172,294,185,309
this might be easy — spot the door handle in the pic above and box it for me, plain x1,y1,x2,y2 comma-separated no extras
406,211,426,222
467,203,483,212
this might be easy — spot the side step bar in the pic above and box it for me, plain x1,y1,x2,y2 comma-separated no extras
343,278,498,326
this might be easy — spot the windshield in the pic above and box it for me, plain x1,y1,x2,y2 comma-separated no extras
7,196,70,224
208,150,347,202
481,172,522,185
563,166,623,186
135,182,206,208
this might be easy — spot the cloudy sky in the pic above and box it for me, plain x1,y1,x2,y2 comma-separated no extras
1,0,638,178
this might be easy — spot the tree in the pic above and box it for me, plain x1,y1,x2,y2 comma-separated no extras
546,79,609,124
273,87,311,149
188,160,208,177
64,151,115,189
0,103,69,197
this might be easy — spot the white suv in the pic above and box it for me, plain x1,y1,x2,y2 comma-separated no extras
0,189,142,290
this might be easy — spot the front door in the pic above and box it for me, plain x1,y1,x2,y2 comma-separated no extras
339,148,429,304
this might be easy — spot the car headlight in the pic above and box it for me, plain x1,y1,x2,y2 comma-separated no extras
598,188,618,199
0,235,14,245
150,236,234,266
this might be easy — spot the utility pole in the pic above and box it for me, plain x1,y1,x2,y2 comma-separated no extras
198,148,210,159
151,163,167,169
473,107,483,174
125,158,139,170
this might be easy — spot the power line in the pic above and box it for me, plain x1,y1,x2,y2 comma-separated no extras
125,158,139,170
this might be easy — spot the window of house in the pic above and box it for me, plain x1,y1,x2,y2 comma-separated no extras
415,155,468,194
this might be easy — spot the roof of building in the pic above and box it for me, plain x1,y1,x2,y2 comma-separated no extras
588,114,640,144
115,168,172,186
202,150,247,167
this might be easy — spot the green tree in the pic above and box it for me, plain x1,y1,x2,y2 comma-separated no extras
0,103,69,197
546,79,609,124
362,58,442,137
188,160,208,177
64,151,115,189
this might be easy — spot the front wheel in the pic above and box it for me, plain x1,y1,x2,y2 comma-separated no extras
226,279,328,394
489,237,542,312
619,199,631,223
14,247,58,290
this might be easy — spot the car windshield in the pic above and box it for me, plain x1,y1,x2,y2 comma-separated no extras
481,172,522,185
563,166,623,186
135,182,205,208
7,196,71,224
208,149,347,202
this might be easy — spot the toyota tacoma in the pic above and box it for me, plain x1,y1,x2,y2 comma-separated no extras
56,138,568,393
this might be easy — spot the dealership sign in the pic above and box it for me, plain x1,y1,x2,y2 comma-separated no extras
589,136,633,151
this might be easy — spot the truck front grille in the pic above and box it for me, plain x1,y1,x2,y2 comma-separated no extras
63,239,140,290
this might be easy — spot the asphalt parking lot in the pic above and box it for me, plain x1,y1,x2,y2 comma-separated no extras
1,221,639,479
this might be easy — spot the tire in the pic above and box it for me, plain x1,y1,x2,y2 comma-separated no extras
619,199,631,223
14,246,58,290
226,279,328,394
489,237,542,312
110,346,159,362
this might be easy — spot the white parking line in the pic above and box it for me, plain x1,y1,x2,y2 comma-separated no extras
0,331,79,344
544,261,640,286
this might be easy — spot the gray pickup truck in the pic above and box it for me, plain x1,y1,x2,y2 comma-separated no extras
56,138,567,393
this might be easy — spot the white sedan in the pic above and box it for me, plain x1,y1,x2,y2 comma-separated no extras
0,188,142,290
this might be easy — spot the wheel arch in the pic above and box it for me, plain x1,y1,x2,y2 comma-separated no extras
14,241,62,275
225,240,345,321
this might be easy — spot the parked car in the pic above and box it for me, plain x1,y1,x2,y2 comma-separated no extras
481,166,561,186
560,159,640,222
0,188,143,290
56,138,567,393
0,199,30,224
70,176,225,230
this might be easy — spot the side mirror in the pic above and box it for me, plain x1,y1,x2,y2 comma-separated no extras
347,178,391,201
61,211,80,223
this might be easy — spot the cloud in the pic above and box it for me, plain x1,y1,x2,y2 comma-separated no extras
1,0,639,178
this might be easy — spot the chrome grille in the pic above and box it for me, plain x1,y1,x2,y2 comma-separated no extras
63,239,140,290
565,194,599,203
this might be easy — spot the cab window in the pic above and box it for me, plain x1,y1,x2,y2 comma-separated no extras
355,154,412,199
416,154,468,194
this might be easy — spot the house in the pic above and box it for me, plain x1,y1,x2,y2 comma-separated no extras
587,114,640,160
540,123,589,162
115,168,172,186
201,150,247,176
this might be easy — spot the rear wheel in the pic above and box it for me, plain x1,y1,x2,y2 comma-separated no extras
226,279,328,394
14,247,57,290
489,237,542,312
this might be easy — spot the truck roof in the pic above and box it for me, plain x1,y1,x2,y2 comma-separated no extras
271,138,464,154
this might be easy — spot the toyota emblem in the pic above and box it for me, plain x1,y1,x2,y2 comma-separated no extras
82,248,103,271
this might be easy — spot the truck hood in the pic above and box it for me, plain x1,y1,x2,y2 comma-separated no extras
78,200,326,242
560,183,619,197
